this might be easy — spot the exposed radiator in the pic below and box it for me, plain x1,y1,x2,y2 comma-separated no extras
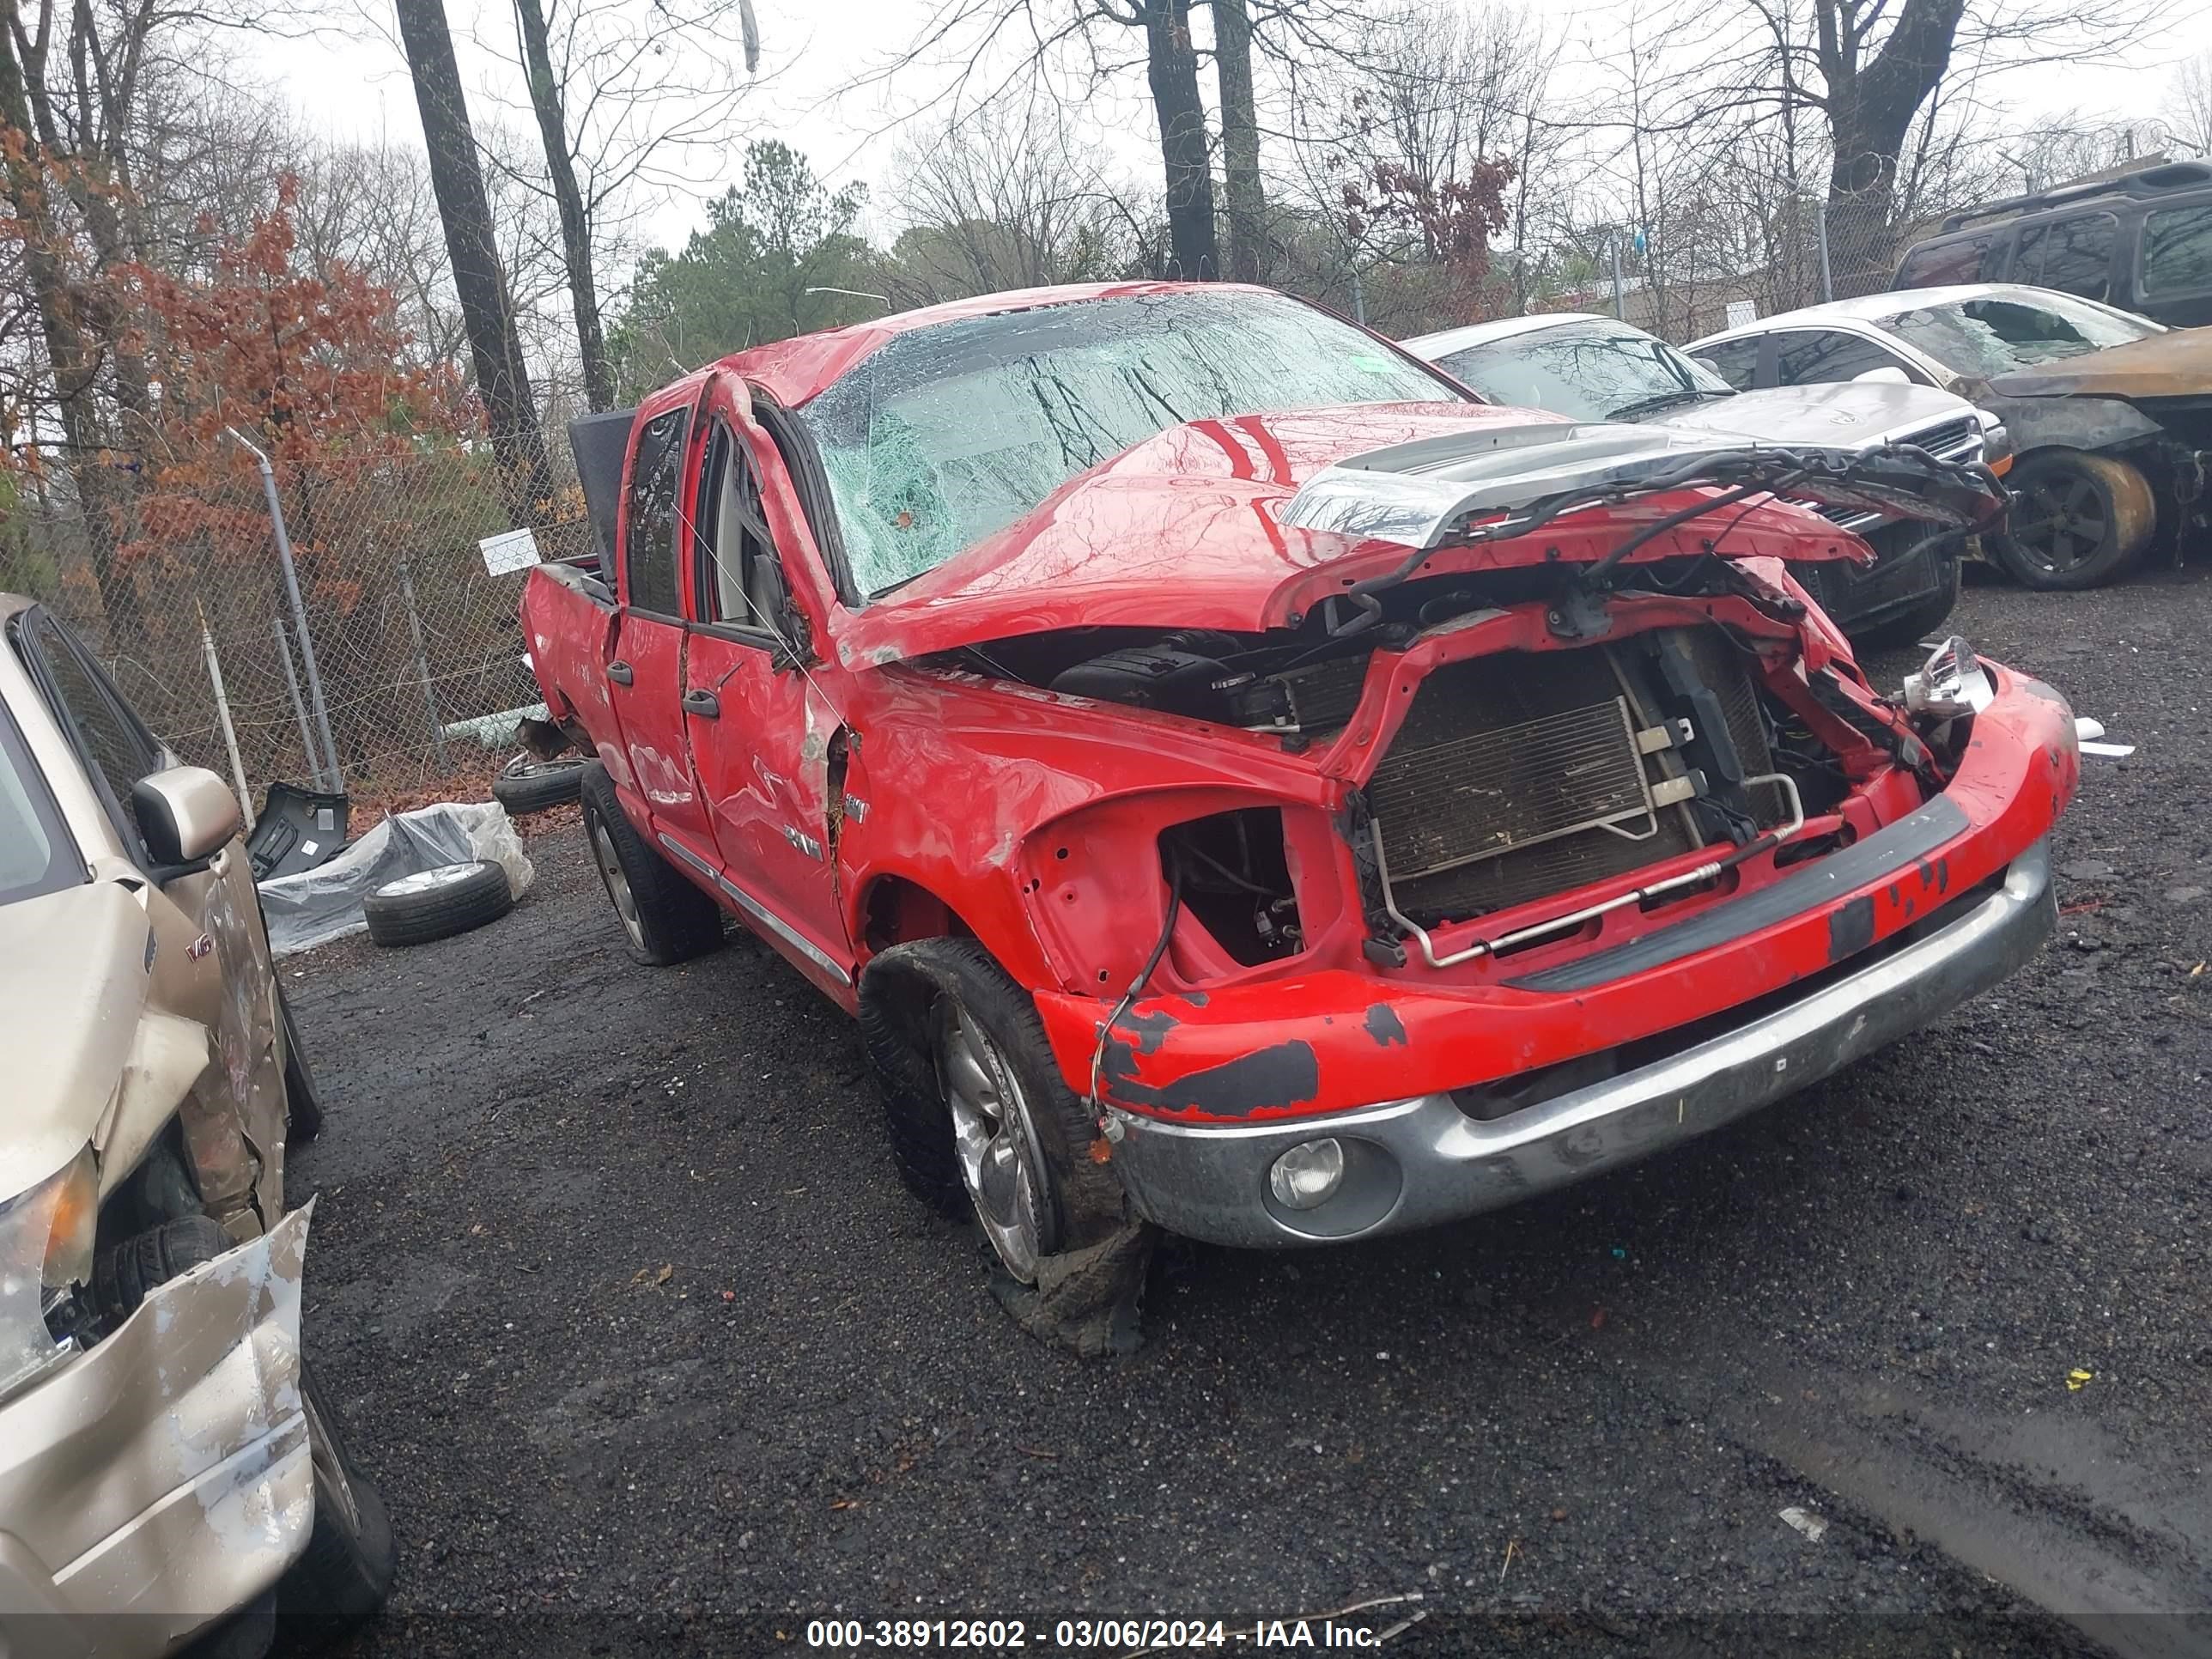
1363,628,1781,927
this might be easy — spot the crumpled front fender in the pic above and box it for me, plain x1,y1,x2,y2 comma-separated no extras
0,1205,313,1656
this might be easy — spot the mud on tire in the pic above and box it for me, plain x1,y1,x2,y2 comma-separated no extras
579,761,725,966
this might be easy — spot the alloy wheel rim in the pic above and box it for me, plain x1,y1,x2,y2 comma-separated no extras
301,1382,363,1537
378,863,479,897
2018,475,2108,573
934,997,1049,1284
592,823,646,948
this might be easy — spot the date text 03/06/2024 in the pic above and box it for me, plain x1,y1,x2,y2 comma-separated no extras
804,1617,1395,1650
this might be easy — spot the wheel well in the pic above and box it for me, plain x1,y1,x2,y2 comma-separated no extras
860,876,977,954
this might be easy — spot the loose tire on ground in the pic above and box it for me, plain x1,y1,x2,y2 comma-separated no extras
276,1360,398,1636
579,761,725,965
277,984,324,1143
1991,450,2156,590
362,860,514,947
491,753,586,814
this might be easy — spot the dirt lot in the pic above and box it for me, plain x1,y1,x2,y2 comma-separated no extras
283,568,2211,1659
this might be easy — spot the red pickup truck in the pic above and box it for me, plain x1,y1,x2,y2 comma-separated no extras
521,282,2077,1353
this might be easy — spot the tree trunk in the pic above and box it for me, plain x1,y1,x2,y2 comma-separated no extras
1212,0,1264,283
1815,0,1967,298
1144,0,1218,281
512,0,615,411
393,0,555,520
0,15,146,647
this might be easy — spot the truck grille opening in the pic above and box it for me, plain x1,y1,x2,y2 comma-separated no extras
1364,628,1784,927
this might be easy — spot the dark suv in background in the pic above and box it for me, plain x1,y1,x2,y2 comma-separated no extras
1890,160,2212,329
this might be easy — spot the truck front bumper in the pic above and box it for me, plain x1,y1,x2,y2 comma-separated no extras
0,1206,313,1657
1107,840,2052,1249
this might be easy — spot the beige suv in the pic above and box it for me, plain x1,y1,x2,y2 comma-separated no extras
0,596,392,1656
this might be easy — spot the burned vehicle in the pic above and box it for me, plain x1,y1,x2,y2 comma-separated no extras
0,598,392,1656
523,283,2077,1352
1404,312,2006,644
1689,284,2212,588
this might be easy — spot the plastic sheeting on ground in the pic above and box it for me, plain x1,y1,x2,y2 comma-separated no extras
258,800,532,956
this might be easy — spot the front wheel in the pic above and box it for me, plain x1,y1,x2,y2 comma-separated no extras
859,939,1153,1354
1991,450,2156,590
278,1361,397,1633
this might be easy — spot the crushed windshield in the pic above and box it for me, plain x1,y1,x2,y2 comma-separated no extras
1435,321,1731,422
0,698,77,906
794,290,1465,599
1881,295,2160,377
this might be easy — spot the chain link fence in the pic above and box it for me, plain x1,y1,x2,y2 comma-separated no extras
1,439,594,811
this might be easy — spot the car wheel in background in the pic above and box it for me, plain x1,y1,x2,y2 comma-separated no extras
491,753,586,814
361,861,514,947
578,761,725,966
276,984,324,1144
1856,552,1964,648
1991,450,2155,590
277,1360,397,1633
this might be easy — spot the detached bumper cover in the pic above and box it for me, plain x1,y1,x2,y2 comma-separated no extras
1110,842,2053,1248
0,1206,313,1658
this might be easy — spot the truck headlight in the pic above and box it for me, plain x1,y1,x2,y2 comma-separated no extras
1901,635,1994,720
0,1146,97,1401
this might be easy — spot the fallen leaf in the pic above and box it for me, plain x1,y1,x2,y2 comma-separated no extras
1589,1306,1607,1330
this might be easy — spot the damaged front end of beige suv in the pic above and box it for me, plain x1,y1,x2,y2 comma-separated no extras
0,594,392,1658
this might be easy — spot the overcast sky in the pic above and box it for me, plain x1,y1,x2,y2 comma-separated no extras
253,0,2210,258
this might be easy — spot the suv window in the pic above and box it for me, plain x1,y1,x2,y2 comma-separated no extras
16,609,162,842
693,422,791,635
2013,213,2117,302
1688,337,1760,391
1770,330,1915,386
2142,204,2212,296
0,695,80,905
1895,235,1993,288
623,407,689,615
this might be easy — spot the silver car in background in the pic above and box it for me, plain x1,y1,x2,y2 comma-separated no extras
1406,312,2008,643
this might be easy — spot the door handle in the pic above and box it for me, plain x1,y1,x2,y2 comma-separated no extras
607,659,635,686
682,688,720,719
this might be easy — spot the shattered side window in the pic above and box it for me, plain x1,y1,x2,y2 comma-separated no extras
1883,296,2159,376
795,290,1465,600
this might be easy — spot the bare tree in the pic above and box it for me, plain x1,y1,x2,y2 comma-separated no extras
490,0,757,412
392,0,551,521
2171,53,2212,158
884,100,1140,302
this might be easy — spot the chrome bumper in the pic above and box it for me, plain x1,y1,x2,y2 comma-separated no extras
0,1206,313,1657
1109,840,2054,1249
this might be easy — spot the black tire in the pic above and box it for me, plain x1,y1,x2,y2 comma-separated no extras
1990,450,2156,590
491,752,585,814
1855,551,1963,648
95,1215,231,1322
362,860,514,947
277,1360,397,1635
579,761,726,965
858,938,1126,1265
277,985,324,1144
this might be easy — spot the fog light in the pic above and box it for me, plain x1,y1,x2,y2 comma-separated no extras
1269,1138,1346,1211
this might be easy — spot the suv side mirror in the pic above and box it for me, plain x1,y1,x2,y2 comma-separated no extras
133,765,241,868
1852,365,1911,386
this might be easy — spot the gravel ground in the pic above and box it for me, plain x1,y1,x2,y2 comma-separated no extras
281,567,2211,1659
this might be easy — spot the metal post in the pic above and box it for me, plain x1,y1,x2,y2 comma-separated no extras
1815,202,1835,303
1349,262,1366,326
198,605,254,831
1609,231,1626,320
274,617,319,788
224,427,340,789
396,556,451,771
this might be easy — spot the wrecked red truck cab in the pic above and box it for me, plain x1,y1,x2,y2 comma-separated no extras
522,283,2074,1349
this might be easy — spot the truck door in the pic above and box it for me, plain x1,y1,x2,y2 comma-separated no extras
678,380,854,994
606,398,715,858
